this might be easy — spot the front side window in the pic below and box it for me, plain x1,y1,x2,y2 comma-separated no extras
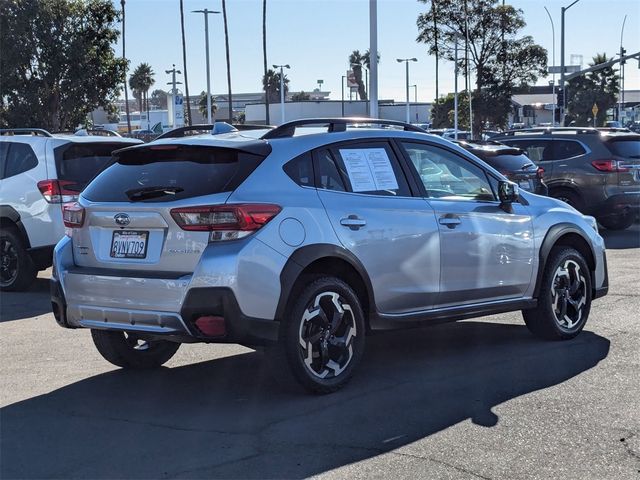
4,142,38,179
401,142,495,201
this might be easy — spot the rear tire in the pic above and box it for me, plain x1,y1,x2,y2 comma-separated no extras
267,276,366,394
523,247,591,340
91,329,180,368
0,227,36,291
598,212,635,231
550,188,584,212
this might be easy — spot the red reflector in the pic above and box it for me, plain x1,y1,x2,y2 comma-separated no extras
194,316,226,337
536,167,545,179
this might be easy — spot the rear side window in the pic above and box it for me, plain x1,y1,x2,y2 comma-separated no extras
54,142,127,193
606,138,640,158
554,140,586,159
4,142,38,179
330,143,411,196
502,139,554,163
283,151,313,187
82,145,265,203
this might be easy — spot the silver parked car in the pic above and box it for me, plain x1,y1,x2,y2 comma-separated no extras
51,119,609,393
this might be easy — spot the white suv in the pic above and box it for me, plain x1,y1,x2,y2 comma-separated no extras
0,128,141,290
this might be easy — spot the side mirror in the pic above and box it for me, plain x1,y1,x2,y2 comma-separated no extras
498,180,519,204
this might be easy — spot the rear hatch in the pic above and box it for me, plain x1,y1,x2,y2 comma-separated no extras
604,135,640,187
71,143,268,274
468,146,542,192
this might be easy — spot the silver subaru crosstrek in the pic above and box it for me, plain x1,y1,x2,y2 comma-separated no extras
51,119,609,393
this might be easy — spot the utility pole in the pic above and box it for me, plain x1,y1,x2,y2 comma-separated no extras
544,6,556,126
121,0,131,134
397,58,418,124
560,0,582,126
273,64,290,124
454,36,459,139
165,64,183,128
619,14,627,122
193,9,220,124
369,0,378,118
341,75,346,117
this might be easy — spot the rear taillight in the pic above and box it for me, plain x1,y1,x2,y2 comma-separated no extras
536,167,545,179
170,204,282,241
591,159,629,172
37,179,78,203
62,202,85,228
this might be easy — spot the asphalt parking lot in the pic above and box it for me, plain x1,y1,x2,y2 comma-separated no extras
1,226,639,480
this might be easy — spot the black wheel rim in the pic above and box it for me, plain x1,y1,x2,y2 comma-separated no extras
0,238,19,287
550,259,588,331
298,291,357,379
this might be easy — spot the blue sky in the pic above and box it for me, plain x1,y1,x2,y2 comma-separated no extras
115,0,640,101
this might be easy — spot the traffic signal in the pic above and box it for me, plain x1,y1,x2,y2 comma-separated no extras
620,47,627,65
557,88,564,107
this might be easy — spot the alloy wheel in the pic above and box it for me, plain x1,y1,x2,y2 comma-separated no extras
0,238,19,287
550,259,587,330
298,291,357,379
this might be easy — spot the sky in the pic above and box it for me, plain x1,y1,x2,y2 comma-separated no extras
115,0,640,102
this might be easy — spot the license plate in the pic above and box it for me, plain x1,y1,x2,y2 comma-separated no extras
110,230,149,259
518,179,533,191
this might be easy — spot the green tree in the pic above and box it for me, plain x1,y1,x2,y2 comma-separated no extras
417,0,547,130
566,53,620,126
291,91,311,102
150,89,168,110
198,91,218,120
0,0,127,130
430,92,470,129
262,69,289,104
129,63,154,114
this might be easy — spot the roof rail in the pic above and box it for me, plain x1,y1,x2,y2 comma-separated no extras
261,118,427,140
0,128,52,137
500,127,600,136
53,129,122,137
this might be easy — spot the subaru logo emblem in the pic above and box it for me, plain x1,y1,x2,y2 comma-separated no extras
114,213,130,226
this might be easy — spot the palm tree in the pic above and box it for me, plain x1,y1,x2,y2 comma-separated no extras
262,0,269,124
198,91,218,119
349,50,367,100
262,69,289,104
222,0,233,122
179,0,192,126
129,63,155,126
120,0,131,134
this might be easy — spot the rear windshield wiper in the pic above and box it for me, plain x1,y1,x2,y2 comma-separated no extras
125,186,184,201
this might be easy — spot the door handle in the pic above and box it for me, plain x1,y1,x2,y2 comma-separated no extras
438,215,461,229
340,215,367,230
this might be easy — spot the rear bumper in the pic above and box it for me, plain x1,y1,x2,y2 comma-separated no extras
51,236,282,345
597,192,640,218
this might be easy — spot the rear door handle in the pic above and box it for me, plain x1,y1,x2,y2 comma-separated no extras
438,215,461,229
340,215,367,230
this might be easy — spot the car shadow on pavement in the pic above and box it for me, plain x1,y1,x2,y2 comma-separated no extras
601,225,640,249
0,321,609,479
0,277,52,323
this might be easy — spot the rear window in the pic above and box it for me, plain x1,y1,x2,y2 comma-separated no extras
55,142,128,192
81,145,265,203
606,138,640,158
470,150,535,171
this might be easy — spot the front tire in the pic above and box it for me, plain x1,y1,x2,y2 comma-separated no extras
523,247,592,340
268,277,366,394
91,329,180,368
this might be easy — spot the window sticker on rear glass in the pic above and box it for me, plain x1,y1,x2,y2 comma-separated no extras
339,148,399,192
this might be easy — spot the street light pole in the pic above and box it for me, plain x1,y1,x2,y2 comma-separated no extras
165,64,183,128
560,0,581,126
454,36,459,139
411,84,418,122
369,0,378,118
273,64,290,124
619,14,627,122
193,9,220,124
544,6,556,126
397,58,417,124
341,75,346,117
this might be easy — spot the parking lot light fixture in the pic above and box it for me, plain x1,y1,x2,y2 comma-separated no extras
397,58,418,124
193,9,221,124
272,64,290,125
560,0,582,125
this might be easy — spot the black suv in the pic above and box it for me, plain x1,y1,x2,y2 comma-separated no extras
455,140,547,196
494,128,640,230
